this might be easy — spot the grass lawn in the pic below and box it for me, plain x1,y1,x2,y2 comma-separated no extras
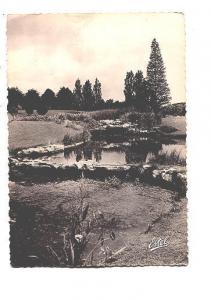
161,116,186,136
8,120,83,151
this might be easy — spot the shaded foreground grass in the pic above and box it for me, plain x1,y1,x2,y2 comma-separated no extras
10,179,187,267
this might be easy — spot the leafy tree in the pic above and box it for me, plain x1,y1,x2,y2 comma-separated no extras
82,80,95,110
124,71,135,105
37,95,49,115
147,38,171,111
37,103,48,115
24,89,40,115
73,79,83,110
41,89,56,109
105,99,114,109
7,87,24,118
93,78,103,108
133,71,150,111
56,87,74,110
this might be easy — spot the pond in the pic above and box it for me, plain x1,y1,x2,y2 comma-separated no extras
41,138,186,166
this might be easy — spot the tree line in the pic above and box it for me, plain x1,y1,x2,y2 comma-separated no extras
8,39,171,115
8,78,109,115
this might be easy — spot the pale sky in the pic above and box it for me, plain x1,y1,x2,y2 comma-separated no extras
7,13,185,102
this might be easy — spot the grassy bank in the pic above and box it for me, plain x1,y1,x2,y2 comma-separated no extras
8,120,84,152
8,109,120,151
161,116,186,136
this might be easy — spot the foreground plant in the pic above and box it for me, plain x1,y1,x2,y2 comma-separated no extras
47,180,125,267
104,176,122,190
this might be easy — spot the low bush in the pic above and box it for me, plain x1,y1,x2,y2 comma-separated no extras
89,109,123,120
66,113,98,128
66,112,89,122
63,129,91,146
120,112,161,129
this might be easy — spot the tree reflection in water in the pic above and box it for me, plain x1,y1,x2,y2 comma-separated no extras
63,140,162,165
125,140,162,164
75,149,82,162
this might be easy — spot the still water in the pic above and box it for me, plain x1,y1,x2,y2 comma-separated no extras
42,139,186,166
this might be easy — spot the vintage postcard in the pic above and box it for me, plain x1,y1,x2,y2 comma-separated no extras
7,13,187,267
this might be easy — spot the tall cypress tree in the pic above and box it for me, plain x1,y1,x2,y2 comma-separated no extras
134,70,150,111
147,39,171,111
82,80,95,111
124,71,135,105
73,79,83,110
93,78,102,108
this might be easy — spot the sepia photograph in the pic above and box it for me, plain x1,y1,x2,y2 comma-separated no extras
7,13,187,267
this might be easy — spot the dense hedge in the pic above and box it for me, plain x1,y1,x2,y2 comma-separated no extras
162,102,186,116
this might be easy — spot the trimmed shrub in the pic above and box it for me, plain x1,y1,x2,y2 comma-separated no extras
120,112,160,129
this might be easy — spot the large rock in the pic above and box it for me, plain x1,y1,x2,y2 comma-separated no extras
81,164,131,180
9,158,82,182
17,144,64,158
152,167,187,195
56,164,81,180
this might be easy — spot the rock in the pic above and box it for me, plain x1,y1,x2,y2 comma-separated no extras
56,164,81,180
177,172,187,182
161,172,173,183
81,164,132,180
102,143,121,150
9,158,82,182
17,144,64,158
64,141,85,150
151,167,187,195
174,172,187,195
152,169,162,179
143,164,154,170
